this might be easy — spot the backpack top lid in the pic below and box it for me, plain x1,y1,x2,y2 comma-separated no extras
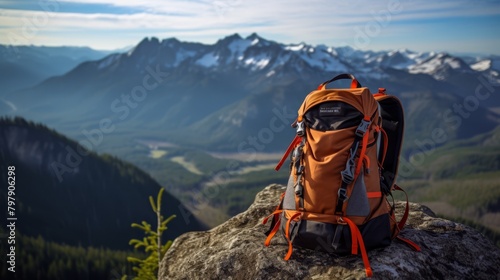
297,87,379,124
297,73,378,124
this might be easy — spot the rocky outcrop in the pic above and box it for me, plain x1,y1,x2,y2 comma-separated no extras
160,184,500,279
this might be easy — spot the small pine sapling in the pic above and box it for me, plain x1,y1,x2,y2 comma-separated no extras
124,188,176,280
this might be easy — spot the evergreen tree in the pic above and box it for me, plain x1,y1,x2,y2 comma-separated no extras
124,188,176,280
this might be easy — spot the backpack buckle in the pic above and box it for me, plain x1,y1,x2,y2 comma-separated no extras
338,188,348,202
356,119,371,137
296,121,305,136
296,165,304,175
341,158,355,184
294,181,303,197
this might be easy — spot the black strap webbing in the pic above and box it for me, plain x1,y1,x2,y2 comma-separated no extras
335,135,361,215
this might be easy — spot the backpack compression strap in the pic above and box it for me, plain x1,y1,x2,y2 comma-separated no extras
263,192,286,245
275,135,302,171
335,115,372,215
343,217,373,278
393,185,421,252
284,212,302,260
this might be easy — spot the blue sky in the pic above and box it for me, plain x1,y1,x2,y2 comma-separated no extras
0,0,499,55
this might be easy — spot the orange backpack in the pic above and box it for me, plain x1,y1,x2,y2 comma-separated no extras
263,74,420,277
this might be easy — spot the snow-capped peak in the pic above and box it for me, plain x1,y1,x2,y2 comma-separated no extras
409,52,472,79
284,43,306,52
317,44,337,56
245,33,267,46
470,56,500,72
471,60,491,71
92,34,496,82
227,38,252,58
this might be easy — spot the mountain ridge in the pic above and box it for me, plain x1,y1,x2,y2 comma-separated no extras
0,45,111,94
2,33,500,155
74,33,500,78
0,117,206,250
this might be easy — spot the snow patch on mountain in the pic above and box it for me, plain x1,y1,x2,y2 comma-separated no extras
285,43,306,52
173,49,198,67
409,53,471,79
472,57,500,72
266,70,276,77
196,52,219,67
244,53,271,70
317,44,338,56
283,43,349,72
228,39,253,59
364,49,434,71
304,46,348,72
471,60,491,71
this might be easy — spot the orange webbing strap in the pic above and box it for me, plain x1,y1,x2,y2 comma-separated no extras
350,79,359,89
343,217,373,278
263,192,285,225
284,212,301,260
263,210,282,246
355,116,371,177
393,184,409,230
263,192,286,246
393,185,421,252
366,191,382,198
275,135,302,171
374,88,387,97
362,154,370,173
397,236,421,252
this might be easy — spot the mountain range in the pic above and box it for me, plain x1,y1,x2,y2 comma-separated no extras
2,33,499,157
0,45,112,94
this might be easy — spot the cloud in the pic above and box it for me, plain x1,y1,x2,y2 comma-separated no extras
0,0,499,52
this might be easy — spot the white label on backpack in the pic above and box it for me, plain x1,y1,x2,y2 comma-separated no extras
319,104,343,116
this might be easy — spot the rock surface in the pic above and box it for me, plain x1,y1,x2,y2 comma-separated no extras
160,184,500,279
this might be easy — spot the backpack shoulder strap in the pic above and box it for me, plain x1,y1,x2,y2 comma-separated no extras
374,90,404,190
376,90,420,252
